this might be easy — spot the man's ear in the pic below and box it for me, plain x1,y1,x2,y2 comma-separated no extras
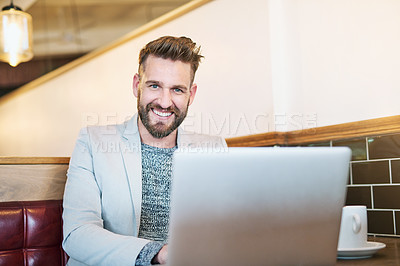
188,83,197,106
133,73,140,98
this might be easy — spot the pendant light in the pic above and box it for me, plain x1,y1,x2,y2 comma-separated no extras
0,0,33,67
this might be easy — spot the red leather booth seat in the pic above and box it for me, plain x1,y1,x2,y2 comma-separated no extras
0,200,68,266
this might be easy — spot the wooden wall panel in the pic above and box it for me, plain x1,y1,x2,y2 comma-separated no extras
0,164,68,202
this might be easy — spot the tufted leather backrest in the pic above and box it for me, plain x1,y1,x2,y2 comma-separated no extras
0,200,68,266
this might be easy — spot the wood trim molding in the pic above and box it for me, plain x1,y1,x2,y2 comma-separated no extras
0,157,70,165
226,132,286,147
0,0,214,105
286,115,400,145
226,115,400,147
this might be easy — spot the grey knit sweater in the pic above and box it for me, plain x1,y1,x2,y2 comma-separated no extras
135,143,177,265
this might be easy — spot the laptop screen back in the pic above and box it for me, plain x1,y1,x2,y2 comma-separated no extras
168,147,351,266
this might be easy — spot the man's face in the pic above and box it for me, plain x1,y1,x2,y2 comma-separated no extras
133,55,197,139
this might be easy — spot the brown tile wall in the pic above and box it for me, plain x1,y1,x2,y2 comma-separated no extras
329,134,400,236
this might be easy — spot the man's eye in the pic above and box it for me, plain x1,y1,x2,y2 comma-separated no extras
174,88,183,93
150,84,158,89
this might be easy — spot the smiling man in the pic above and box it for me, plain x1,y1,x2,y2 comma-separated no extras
134,54,196,147
62,36,227,266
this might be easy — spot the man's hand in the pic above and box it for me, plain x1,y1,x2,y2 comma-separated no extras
152,244,168,264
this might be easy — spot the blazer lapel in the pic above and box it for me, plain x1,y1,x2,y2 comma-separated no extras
119,114,143,234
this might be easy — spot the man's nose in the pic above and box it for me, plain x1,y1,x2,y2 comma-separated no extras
159,89,173,108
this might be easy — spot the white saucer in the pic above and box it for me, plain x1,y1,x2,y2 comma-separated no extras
337,241,386,259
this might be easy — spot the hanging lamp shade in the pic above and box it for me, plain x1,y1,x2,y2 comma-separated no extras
0,2,33,67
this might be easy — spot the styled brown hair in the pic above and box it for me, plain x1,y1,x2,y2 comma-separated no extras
138,36,203,83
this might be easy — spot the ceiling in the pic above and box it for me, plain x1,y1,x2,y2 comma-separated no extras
0,0,191,57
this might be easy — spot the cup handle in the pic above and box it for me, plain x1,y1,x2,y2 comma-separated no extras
352,214,361,233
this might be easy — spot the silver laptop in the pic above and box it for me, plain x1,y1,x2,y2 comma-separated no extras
168,147,351,266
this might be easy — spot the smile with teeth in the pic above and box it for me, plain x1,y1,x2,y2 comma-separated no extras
152,109,173,117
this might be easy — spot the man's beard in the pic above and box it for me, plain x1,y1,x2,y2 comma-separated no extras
138,99,189,139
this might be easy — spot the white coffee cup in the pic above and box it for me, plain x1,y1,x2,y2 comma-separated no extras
337,205,368,249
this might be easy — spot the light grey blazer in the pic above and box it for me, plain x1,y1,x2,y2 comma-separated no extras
62,114,227,266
